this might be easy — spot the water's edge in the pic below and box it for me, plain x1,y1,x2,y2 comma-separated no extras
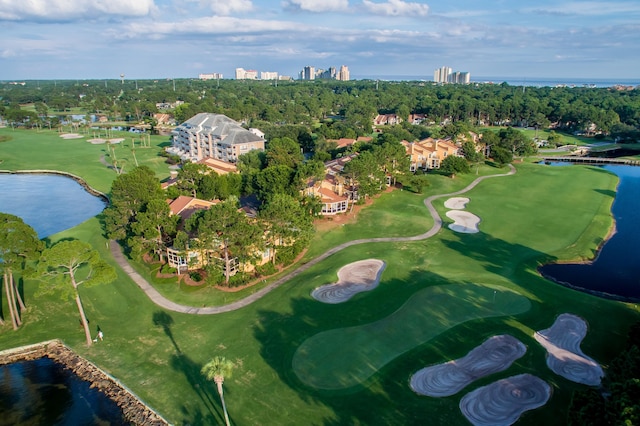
0,169,109,202
0,340,169,426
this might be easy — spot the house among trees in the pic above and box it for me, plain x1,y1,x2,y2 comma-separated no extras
302,154,358,215
197,157,238,175
402,138,462,171
374,114,402,126
168,113,265,163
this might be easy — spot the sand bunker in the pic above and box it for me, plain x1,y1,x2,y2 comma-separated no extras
446,210,480,234
444,197,470,210
410,335,526,397
534,313,603,386
459,373,551,426
311,259,386,304
60,133,83,139
88,138,124,145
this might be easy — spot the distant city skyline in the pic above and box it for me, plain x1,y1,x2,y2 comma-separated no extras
0,0,639,80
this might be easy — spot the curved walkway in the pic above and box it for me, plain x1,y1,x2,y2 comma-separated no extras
110,165,517,314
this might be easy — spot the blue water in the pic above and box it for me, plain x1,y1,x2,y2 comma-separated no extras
0,357,128,426
0,174,106,238
353,75,640,88
540,165,640,301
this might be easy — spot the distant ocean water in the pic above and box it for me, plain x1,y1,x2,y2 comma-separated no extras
353,75,640,88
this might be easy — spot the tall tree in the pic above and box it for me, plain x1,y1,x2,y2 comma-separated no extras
129,199,179,261
201,356,235,426
0,213,43,329
104,166,164,241
188,201,263,285
259,194,313,265
35,240,116,346
265,137,304,168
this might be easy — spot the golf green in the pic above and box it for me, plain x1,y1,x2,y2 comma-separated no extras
292,283,530,389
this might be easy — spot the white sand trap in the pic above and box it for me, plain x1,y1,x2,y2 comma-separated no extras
108,138,124,144
534,313,604,386
87,138,107,144
460,373,551,426
311,259,386,304
60,133,83,139
444,197,470,210
410,335,526,397
446,210,480,234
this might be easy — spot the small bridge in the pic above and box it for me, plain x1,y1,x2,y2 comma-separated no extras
541,156,640,166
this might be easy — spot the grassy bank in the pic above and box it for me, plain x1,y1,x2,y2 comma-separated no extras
0,129,639,425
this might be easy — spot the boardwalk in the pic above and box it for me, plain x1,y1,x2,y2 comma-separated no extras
541,156,640,166
110,165,517,315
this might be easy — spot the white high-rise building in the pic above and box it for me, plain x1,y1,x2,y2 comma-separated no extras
235,68,258,80
338,65,350,81
199,73,223,80
260,71,279,80
433,66,470,84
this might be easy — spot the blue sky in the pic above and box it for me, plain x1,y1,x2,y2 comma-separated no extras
1,0,639,81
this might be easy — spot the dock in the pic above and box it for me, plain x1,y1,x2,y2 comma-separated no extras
541,156,640,166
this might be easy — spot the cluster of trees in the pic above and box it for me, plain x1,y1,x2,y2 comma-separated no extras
104,165,315,286
1,213,115,346
2,79,639,140
568,322,640,425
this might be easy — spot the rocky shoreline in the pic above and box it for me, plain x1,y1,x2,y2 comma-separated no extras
0,340,169,426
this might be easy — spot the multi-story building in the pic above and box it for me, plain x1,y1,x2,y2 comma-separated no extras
402,138,462,170
260,71,278,80
198,73,223,80
433,66,470,84
169,113,265,163
235,68,258,80
301,66,315,80
338,65,350,81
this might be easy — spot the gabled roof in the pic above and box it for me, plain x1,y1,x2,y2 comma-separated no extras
167,196,219,221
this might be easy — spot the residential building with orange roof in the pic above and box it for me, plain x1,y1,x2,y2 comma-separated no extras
402,137,462,171
302,154,358,215
197,157,238,175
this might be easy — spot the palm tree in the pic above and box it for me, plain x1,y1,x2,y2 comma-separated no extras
201,356,234,426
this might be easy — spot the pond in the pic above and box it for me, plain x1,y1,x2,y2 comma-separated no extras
0,173,106,238
0,357,128,426
539,164,640,302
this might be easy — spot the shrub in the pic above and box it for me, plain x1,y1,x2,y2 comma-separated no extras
256,262,277,277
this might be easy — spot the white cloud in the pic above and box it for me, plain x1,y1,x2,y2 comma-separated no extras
0,0,156,21
282,0,349,13
528,1,640,16
361,0,429,17
199,0,253,15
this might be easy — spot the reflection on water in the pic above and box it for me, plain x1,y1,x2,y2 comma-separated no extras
0,358,128,426
539,164,640,301
0,174,106,238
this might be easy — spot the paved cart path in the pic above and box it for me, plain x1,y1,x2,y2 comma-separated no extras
110,165,516,314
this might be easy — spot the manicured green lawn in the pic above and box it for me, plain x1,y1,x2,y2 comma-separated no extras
0,128,172,193
1,129,639,425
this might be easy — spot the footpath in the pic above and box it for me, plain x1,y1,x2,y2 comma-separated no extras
110,165,516,315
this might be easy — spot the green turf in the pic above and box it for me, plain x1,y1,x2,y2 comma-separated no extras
0,128,172,193
293,283,530,390
1,129,639,425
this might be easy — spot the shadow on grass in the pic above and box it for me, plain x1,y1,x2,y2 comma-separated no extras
153,310,180,353
442,231,552,282
170,352,222,426
253,269,531,425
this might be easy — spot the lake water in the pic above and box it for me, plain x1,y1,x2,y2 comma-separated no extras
0,357,128,426
0,173,106,238
539,164,640,301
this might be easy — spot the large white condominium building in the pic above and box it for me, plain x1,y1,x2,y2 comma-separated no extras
433,66,470,84
169,113,265,163
235,68,258,80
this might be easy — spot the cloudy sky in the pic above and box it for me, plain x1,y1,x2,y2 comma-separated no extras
1,0,639,81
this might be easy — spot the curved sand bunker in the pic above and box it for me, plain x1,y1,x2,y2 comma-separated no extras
60,133,83,139
311,259,386,304
446,210,480,234
460,373,551,426
444,197,470,210
88,138,124,145
410,335,526,397
534,313,604,386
